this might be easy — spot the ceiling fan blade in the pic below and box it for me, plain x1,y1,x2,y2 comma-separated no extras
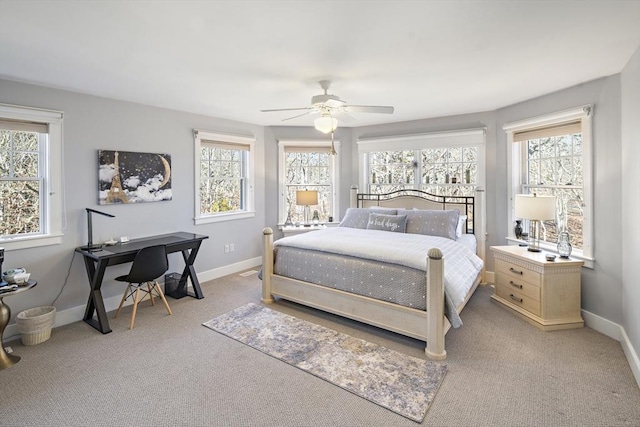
282,110,317,121
343,105,394,114
260,107,313,113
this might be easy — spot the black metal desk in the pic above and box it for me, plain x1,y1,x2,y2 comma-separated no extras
75,232,208,334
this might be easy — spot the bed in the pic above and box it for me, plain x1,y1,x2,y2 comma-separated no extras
261,188,484,360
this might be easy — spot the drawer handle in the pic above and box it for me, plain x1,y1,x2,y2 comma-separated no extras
509,280,523,289
509,294,523,303
509,267,523,275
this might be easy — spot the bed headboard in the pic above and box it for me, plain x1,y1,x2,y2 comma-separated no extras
351,187,475,235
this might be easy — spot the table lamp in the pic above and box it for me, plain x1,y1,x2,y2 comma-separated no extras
515,194,556,252
296,190,318,227
84,208,115,251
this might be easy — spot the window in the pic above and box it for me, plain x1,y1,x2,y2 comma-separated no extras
358,129,486,261
358,130,484,200
0,104,64,250
278,139,340,224
193,130,255,225
504,106,593,266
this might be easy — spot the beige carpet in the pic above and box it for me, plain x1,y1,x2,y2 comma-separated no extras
1,271,639,426
204,302,447,422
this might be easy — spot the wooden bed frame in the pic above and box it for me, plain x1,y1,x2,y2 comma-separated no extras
261,188,482,360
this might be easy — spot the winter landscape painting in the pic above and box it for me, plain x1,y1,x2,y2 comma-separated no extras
98,150,172,205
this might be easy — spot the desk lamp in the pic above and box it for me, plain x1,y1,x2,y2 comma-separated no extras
85,208,115,251
296,190,318,227
515,194,556,252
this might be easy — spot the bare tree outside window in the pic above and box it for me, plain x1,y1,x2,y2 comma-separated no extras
0,129,42,237
524,133,584,249
284,151,331,222
200,146,245,214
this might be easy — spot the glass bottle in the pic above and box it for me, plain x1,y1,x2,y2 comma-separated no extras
557,231,572,258
284,212,293,227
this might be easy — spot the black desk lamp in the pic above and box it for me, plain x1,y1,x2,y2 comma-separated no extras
85,208,115,251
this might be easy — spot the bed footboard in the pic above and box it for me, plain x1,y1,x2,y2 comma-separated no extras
261,227,447,360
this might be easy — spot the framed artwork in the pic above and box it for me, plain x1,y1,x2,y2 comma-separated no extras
98,150,172,205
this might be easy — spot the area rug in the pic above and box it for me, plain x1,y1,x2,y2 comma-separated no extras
203,303,447,422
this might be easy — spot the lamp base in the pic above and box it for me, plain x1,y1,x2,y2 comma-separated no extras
527,247,542,252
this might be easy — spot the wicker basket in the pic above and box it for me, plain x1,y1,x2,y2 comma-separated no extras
16,306,56,346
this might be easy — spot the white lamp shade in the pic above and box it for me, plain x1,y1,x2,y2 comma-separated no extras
296,190,318,206
314,116,338,134
515,194,556,220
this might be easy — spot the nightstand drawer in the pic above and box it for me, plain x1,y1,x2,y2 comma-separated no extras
496,274,540,302
495,259,541,287
496,283,541,316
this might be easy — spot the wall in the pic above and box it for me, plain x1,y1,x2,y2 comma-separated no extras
496,77,624,324
621,46,640,376
0,79,266,329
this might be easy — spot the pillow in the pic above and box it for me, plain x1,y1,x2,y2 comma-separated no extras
457,215,468,239
366,213,407,233
339,208,397,229
405,209,459,240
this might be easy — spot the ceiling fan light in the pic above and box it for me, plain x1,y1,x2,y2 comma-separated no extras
314,116,338,134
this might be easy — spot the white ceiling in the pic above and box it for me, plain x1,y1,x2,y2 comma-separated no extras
1,1,639,128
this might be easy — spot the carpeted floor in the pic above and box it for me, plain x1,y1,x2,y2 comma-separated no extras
1,270,639,426
204,302,447,422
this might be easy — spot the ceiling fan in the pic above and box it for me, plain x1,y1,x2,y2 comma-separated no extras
260,80,394,133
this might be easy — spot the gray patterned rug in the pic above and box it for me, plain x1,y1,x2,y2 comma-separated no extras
203,303,447,422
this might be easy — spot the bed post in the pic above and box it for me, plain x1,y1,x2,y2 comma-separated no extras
426,248,446,360
350,185,358,208
261,227,274,304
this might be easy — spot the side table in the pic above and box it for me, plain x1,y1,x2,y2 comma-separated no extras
0,280,37,370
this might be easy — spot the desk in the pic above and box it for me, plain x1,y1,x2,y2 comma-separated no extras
75,232,208,334
0,280,37,370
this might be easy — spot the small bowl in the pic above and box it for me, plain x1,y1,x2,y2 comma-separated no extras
2,268,27,284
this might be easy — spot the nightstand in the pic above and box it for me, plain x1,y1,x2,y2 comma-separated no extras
490,245,584,331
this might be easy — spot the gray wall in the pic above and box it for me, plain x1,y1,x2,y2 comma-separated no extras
496,77,624,324
621,47,640,357
0,79,266,320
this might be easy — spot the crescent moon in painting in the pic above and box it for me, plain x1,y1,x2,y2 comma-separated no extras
158,155,171,188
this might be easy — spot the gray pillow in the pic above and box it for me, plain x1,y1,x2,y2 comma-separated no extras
339,208,397,229
405,209,459,240
366,213,407,233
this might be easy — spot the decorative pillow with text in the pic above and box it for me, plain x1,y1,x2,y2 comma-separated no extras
366,213,407,233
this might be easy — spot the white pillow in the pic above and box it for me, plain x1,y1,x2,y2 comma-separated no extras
457,215,468,239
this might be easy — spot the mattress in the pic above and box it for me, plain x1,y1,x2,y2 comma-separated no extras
272,227,484,328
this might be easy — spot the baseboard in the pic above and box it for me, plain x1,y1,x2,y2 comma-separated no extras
619,326,640,388
2,257,262,344
581,309,621,340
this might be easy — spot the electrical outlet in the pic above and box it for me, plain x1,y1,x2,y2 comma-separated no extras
229,243,235,252
224,244,229,253
120,236,129,243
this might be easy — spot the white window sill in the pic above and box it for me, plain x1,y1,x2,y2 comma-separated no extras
505,237,594,269
0,234,63,251
195,211,255,225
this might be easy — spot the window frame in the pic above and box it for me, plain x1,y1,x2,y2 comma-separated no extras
0,104,64,251
193,129,255,225
504,105,594,268
277,138,341,225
